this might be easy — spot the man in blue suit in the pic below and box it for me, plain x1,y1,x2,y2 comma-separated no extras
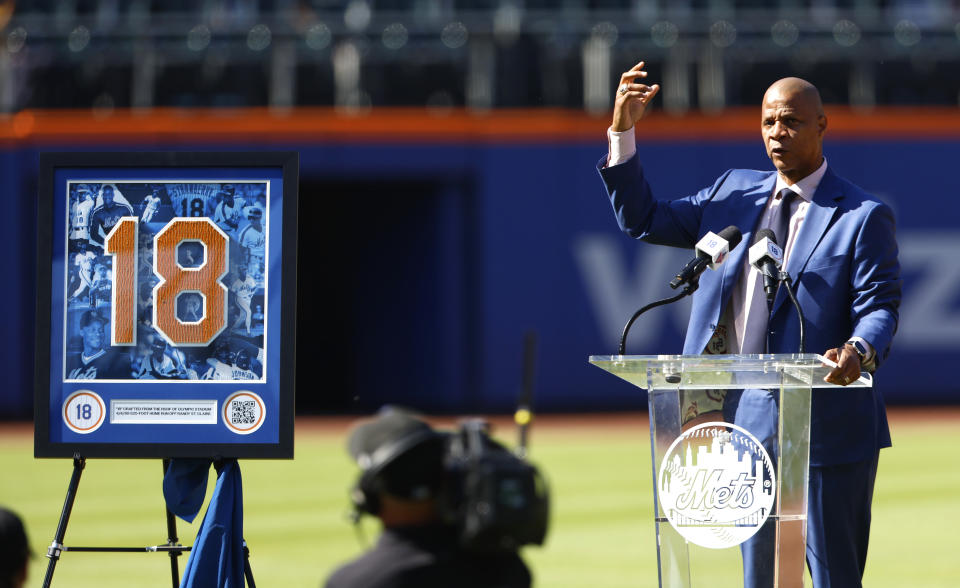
597,62,901,587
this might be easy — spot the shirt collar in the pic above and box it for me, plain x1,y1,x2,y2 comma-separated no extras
774,157,827,203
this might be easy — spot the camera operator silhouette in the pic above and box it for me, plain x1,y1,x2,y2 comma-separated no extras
324,407,534,588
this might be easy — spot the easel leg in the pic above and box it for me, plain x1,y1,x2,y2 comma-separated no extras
162,459,182,588
243,541,256,588
42,453,86,588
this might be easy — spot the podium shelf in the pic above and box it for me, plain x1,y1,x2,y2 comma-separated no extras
588,353,872,391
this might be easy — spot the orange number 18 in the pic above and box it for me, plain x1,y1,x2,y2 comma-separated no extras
105,217,230,347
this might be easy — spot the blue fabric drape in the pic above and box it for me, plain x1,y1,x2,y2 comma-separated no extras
163,459,246,588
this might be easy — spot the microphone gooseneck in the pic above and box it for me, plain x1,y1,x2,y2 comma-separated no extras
618,283,697,356
620,225,742,355
779,272,806,354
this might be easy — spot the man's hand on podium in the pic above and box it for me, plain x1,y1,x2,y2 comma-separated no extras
822,344,862,386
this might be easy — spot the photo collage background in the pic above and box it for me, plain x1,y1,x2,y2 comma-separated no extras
63,181,268,382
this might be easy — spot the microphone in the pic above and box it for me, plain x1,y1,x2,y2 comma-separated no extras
669,225,742,289
748,228,807,354
619,225,741,355
748,228,784,303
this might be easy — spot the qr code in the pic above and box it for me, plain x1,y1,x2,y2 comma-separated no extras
231,400,257,425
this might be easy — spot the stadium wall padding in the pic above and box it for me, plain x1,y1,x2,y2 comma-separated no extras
3,108,958,418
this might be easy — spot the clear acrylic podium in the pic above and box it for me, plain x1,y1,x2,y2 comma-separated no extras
589,353,871,588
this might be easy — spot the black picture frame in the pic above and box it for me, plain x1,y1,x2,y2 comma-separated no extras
35,151,298,459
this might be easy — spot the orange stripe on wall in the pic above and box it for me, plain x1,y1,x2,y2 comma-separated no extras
1,106,960,145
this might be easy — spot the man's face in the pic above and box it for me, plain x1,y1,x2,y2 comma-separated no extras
151,338,166,359
761,87,825,183
216,345,232,363
102,186,114,204
81,320,105,351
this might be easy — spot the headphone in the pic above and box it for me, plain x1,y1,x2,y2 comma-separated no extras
349,428,443,519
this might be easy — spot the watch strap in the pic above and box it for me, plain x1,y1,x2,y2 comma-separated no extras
845,339,868,362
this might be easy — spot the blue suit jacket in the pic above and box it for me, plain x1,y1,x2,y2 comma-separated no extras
598,154,901,466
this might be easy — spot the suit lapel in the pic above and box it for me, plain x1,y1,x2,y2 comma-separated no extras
772,168,843,314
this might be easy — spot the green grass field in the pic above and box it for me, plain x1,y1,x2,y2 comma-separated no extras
2,410,958,587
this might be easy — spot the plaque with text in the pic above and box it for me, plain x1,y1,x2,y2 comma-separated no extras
35,152,298,458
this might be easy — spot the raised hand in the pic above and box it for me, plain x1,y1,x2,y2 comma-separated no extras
611,60,660,132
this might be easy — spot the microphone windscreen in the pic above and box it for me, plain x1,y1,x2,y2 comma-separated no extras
717,225,742,249
753,227,777,245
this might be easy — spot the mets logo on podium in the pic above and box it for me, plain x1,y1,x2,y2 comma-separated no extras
657,422,776,549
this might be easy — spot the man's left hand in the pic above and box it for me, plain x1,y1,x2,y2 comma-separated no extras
823,344,862,386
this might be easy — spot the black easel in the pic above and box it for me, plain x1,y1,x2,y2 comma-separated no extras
42,455,256,588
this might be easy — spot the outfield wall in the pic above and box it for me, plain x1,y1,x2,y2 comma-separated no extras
2,108,957,418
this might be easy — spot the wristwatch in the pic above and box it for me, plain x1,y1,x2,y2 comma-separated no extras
845,339,868,363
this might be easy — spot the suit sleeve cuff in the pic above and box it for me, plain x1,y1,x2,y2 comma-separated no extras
607,126,636,167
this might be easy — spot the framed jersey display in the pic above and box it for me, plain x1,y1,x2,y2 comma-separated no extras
35,152,298,458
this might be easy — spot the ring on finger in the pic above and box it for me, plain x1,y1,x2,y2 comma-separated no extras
618,84,628,96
